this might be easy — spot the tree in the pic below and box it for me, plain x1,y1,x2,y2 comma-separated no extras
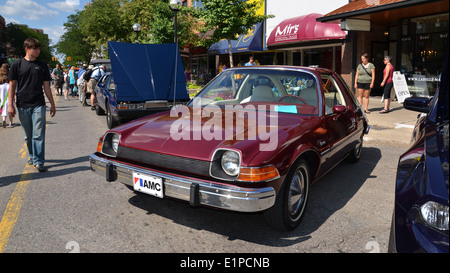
120,0,200,47
192,0,273,67
1,23,52,63
79,0,128,57
55,11,93,66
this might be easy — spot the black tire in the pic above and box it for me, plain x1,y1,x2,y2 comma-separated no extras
264,159,310,231
106,102,120,129
346,132,363,163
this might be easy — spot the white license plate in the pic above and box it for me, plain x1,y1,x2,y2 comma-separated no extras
132,172,164,198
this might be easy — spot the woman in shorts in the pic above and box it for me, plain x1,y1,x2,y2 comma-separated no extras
354,53,375,113
380,56,394,113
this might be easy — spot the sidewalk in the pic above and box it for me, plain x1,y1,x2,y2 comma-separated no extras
362,96,419,148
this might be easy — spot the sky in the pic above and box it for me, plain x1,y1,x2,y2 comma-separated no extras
0,0,89,46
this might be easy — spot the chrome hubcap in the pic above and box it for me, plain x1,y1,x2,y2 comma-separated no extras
288,169,306,219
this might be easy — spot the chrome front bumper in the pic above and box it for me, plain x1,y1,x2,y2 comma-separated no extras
89,153,276,212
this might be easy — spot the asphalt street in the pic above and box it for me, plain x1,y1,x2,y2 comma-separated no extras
0,92,418,253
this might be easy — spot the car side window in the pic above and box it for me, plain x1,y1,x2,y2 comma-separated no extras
321,74,347,115
107,76,115,91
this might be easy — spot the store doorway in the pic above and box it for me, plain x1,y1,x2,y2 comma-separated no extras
372,42,387,96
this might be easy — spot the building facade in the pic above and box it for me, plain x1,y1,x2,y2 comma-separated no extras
318,0,449,96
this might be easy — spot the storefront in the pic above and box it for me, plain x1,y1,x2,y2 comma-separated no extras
317,0,449,97
266,13,347,73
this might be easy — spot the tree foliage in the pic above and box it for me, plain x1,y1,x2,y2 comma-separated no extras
191,0,273,67
120,0,200,46
54,11,92,66
78,0,128,56
1,23,52,63
53,0,272,68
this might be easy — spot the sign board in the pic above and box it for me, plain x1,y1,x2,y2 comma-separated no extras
341,19,370,31
392,71,411,103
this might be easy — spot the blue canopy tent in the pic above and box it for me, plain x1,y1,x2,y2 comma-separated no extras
108,41,189,102
208,23,265,54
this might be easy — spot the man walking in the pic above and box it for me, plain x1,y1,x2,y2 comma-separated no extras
8,38,56,172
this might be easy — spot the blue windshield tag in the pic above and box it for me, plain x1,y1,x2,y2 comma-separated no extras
274,105,298,114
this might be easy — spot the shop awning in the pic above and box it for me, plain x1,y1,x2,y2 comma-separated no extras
267,13,347,47
208,22,264,54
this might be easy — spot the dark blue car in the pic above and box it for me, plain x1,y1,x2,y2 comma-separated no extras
94,42,190,129
389,44,449,253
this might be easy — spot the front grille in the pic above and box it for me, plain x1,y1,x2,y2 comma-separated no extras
117,146,210,177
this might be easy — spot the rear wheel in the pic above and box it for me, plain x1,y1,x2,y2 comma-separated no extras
264,159,310,231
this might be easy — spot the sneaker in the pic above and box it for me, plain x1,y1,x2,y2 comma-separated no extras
34,164,47,172
27,158,33,165
2,120,5,128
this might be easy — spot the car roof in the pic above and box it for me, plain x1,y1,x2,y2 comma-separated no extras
224,65,333,74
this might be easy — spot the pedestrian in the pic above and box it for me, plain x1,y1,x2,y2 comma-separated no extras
89,65,105,110
380,56,394,114
7,38,56,172
77,64,87,104
354,53,375,113
69,66,77,97
185,65,191,82
63,67,70,101
51,63,63,96
0,63,14,128
245,56,255,66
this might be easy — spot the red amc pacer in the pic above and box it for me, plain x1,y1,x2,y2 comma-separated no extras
90,66,369,231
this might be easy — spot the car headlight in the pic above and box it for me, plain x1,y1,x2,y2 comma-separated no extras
221,150,240,176
97,132,120,157
420,201,449,231
112,134,120,153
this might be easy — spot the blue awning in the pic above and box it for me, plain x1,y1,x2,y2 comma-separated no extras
208,22,264,55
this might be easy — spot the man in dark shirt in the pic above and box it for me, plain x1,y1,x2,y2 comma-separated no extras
8,38,56,172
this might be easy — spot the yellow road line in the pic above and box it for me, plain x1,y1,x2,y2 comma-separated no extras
0,93,59,253
0,165,33,252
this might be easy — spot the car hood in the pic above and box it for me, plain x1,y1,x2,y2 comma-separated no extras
108,41,189,102
113,107,316,165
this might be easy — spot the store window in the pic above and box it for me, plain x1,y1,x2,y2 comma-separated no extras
400,13,448,97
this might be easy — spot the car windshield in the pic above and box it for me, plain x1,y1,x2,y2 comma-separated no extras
188,68,319,115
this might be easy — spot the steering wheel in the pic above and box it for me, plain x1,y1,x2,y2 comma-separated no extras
279,95,308,105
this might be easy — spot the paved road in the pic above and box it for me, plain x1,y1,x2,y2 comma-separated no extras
0,94,417,253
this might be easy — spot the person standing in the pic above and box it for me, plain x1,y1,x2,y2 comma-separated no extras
7,38,56,172
51,63,63,96
354,53,375,113
63,67,70,101
0,63,14,128
89,65,105,110
77,64,87,104
380,56,394,113
245,56,255,66
69,66,77,97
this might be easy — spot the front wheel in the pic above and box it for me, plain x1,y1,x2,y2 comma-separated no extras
106,102,120,129
346,133,364,163
264,159,310,231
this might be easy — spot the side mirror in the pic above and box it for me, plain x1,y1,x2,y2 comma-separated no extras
332,105,346,114
403,97,430,113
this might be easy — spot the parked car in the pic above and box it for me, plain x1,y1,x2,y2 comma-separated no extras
389,46,449,252
94,42,190,129
90,59,111,72
90,66,369,231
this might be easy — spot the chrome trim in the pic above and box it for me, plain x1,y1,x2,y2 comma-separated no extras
89,153,276,212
